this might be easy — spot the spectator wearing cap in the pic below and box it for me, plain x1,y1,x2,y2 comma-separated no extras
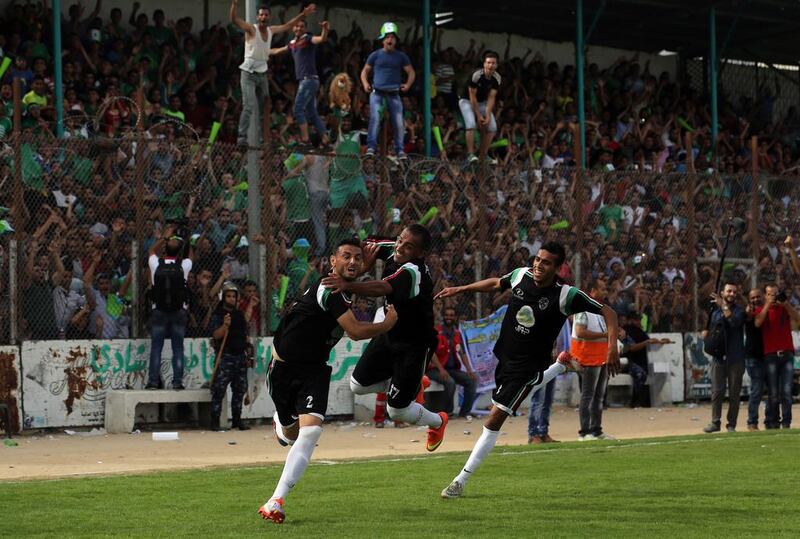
286,238,318,300
754,283,800,429
361,21,415,159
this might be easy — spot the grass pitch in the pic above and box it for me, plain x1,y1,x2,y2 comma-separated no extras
2,431,797,538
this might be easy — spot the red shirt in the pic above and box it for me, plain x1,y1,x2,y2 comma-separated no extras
755,305,794,355
430,325,464,371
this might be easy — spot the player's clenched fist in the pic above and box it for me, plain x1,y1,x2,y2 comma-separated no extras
383,304,398,327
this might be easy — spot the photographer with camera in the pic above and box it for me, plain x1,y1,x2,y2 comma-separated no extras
754,284,800,429
146,221,193,390
701,282,746,433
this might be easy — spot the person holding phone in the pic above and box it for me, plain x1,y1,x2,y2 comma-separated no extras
754,283,800,429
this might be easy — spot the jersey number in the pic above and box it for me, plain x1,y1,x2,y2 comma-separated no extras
306,396,314,409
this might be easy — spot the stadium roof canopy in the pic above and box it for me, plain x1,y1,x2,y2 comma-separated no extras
330,0,800,66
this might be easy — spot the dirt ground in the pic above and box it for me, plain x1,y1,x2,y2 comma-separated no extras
1,403,749,481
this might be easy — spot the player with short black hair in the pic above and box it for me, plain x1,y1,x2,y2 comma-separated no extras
259,238,398,524
436,241,620,498
321,224,449,452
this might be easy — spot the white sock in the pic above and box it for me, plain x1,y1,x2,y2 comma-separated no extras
273,412,295,446
455,426,499,485
542,362,566,385
387,402,443,428
272,425,322,500
350,376,389,395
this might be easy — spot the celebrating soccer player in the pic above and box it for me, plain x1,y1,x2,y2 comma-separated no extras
321,225,449,451
436,242,620,499
259,239,398,524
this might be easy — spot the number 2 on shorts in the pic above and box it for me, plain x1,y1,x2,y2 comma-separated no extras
306,395,314,409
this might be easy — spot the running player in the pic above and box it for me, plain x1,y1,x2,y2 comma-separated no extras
258,238,398,524
436,241,620,498
321,224,448,451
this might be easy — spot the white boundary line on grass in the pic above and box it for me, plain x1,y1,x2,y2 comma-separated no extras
312,431,800,467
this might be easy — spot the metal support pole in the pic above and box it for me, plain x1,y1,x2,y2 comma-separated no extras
9,240,18,343
750,136,759,262
575,0,586,170
423,0,432,157
11,79,23,343
246,0,261,289
709,8,719,167
134,133,146,338
53,0,64,137
584,0,606,48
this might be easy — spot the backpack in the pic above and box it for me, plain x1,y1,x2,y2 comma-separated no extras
152,258,187,312
703,311,727,359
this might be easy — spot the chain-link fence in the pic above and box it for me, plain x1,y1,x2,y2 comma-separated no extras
3,127,800,343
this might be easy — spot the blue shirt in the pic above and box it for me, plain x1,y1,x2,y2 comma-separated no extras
288,33,318,80
366,49,411,91
711,305,746,363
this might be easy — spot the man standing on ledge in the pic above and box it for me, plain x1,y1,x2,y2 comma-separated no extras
230,0,316,145
361,22,415,159
436,242,620,499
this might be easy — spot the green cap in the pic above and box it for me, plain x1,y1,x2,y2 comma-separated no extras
378,22,399,40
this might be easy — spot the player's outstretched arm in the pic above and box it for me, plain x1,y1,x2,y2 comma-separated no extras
337,305,397,340
601,304,620,376
435,277,502,299
322,273,391,297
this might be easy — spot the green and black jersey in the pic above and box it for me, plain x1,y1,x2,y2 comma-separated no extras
367,239,435,347
273,279,352,366
495,267,604,373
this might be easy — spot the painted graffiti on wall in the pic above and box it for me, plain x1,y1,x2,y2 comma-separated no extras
21,337,366,428
0,347,22,433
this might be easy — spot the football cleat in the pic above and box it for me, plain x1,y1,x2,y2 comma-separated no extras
258,498,285,523
441,480,464,499
426,412,449,452
557,351,584,373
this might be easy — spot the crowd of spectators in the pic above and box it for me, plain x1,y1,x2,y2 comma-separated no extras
1,1,800,343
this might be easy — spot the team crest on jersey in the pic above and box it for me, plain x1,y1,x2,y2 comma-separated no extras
513,287,524,299
515,305,535,328
538,297,549,311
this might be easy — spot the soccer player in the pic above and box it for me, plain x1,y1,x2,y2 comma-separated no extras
321,225,449,450
436,242,620,498
258,238,398,524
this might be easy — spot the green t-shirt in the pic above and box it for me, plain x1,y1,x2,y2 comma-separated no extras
599,204,623,229
71,156,94,185
160,191,185,220
0,117,12,140
282,175,310,222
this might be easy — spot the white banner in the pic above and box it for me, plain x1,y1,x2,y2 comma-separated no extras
459,306,507,394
